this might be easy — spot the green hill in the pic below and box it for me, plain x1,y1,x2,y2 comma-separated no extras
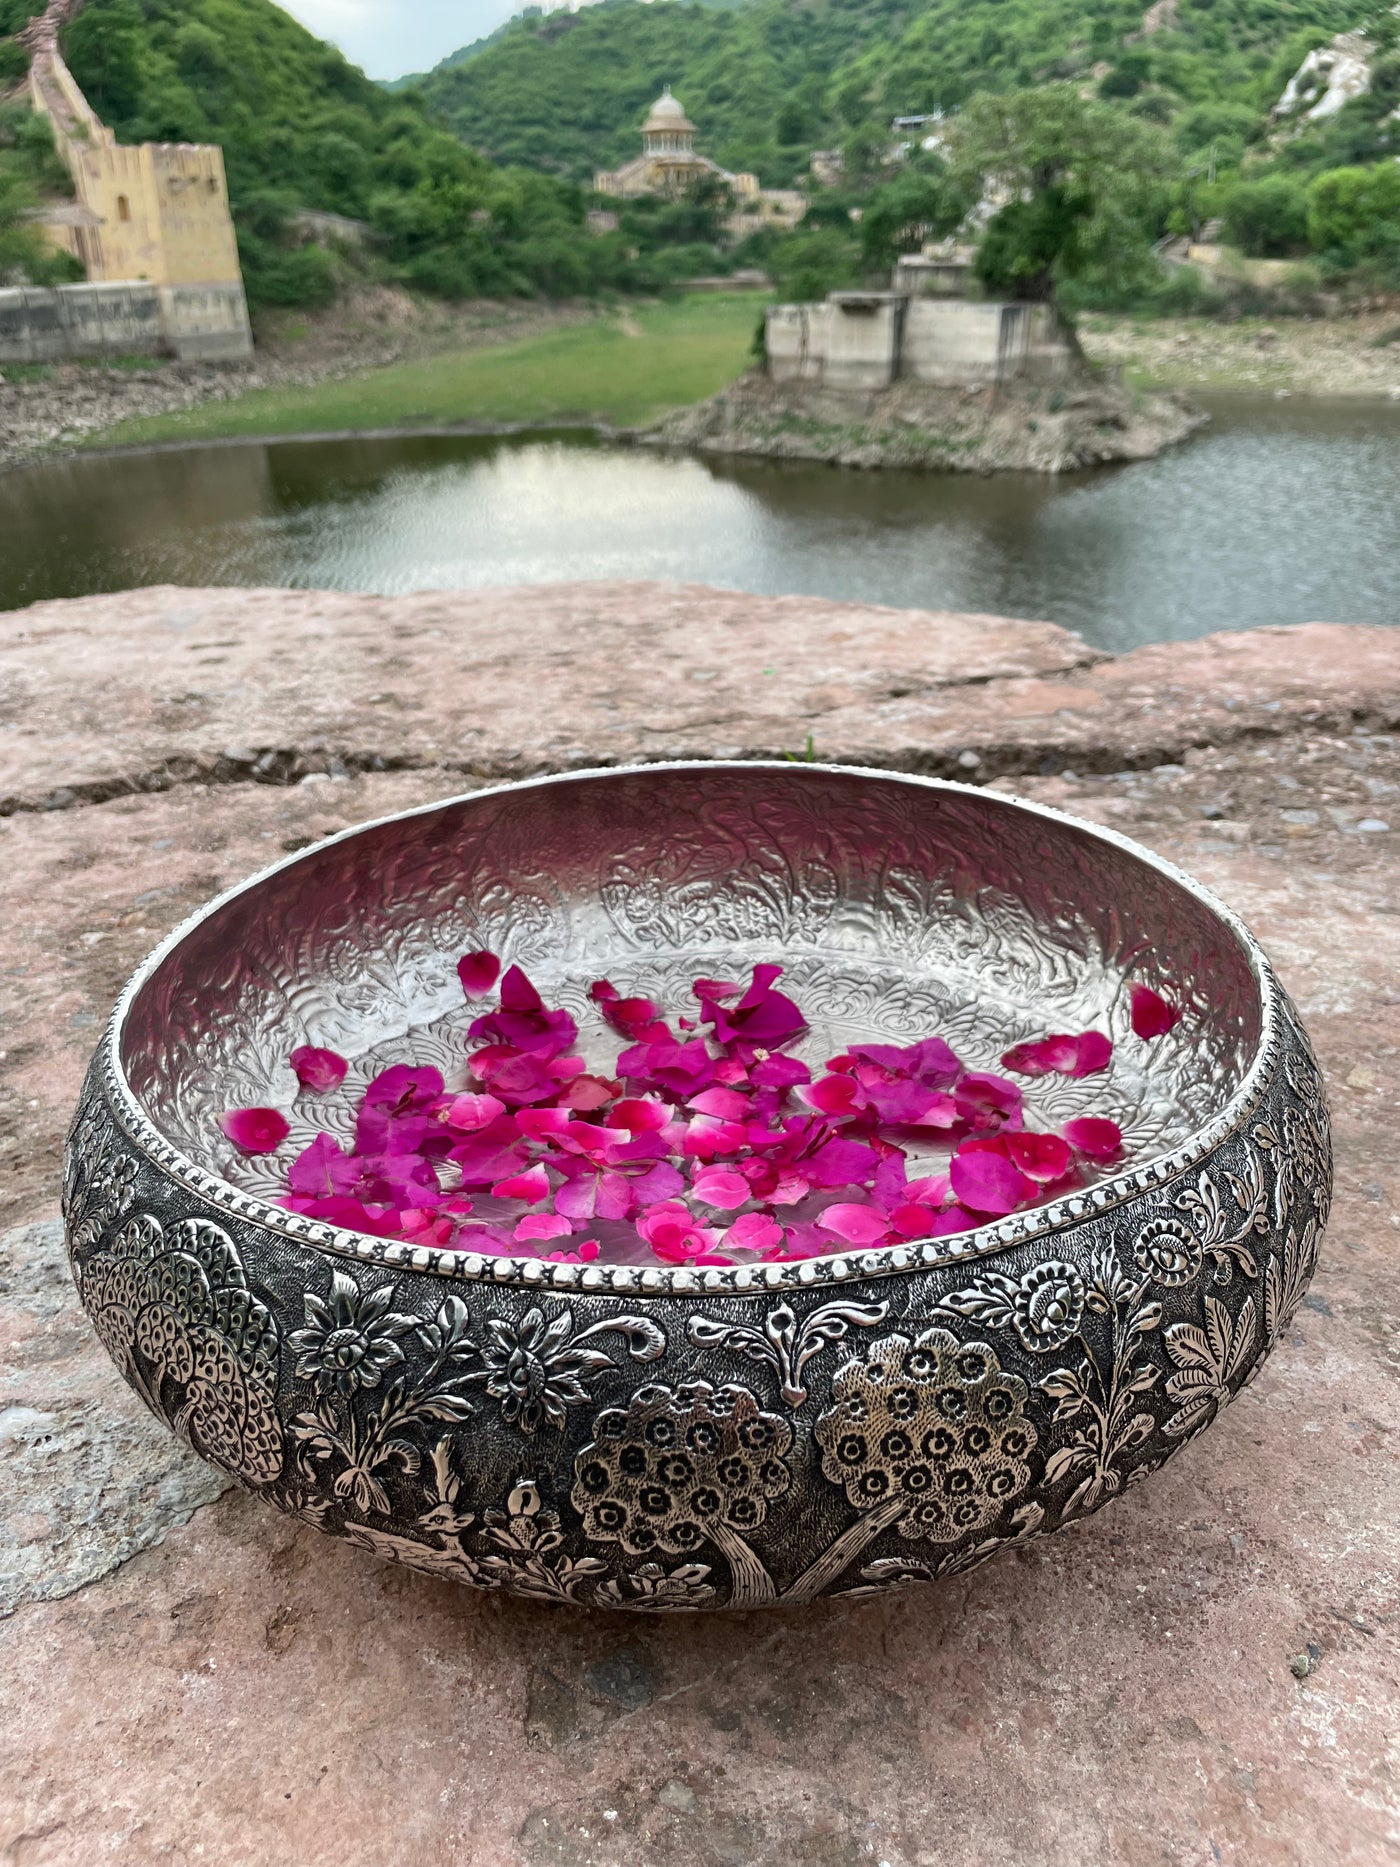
0,0,639,307
418,0,1372,188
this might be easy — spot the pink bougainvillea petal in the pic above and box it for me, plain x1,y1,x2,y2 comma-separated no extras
816,1203,891,1246
726,1212,784,1255
689,1166,753,1211
514,1213,573,1243
287,1132,357,1197
891,1203,936,1239
441,1092,506,1134
223,1107,290,1155
1063,1116,1125,1163
491,1163,551,1203
289,1046,349,1095
1130,984,1181,1040
926,1205,978,1237
457,951,501,998
949,1148,1035,1216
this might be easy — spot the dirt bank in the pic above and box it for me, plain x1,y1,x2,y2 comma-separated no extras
0,287,590,473
637,368,1207,473
1082,309,1400,397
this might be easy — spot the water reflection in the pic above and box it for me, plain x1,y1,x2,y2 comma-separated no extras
1,397,1396,651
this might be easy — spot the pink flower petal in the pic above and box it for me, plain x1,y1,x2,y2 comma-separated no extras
816,1203,891,1246
1002,1032,1112,1078
726,1212,784,1254
289,1046,348,1094
689,1087,751,1121
1130,984,1182,1040
514,1213,573,1242
689,1166,752,1211
1005,1131,1074,1183
949,1148,1034,1216
891,1203,936,1239
491,1163,551,1203
1063,1117,1125,1163
441,1092,506,1134
222,1107,290,1155
926,1204,977,1237
287,1132,358,1197
458,951,501,998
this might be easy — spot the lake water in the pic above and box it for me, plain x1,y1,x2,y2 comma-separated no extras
2,396,1397,651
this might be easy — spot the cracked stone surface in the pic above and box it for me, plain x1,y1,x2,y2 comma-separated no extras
0,1220,227,1618
0,584,1397,1867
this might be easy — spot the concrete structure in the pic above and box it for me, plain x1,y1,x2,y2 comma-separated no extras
593,88,806,235
893,243,977,298
0,279,252,365
767,291,1073,392
12,0,252,363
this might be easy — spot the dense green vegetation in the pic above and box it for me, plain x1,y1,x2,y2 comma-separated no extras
418,0,1368,188
0,0,662,308
81,293,759,444
416,0,1400,297
0,98,83,286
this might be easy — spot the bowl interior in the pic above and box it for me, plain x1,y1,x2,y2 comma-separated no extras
117,765,1265,1249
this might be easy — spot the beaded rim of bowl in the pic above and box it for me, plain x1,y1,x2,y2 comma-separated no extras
93,762,1280,1299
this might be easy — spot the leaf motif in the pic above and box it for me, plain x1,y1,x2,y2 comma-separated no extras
1043,1441,1094,1485
1225,1295,1257,1385
1039,1360,1091,1401
418,1392,476,1423
603,1316,668,1363
934,1280,1016,1329
1132,1302,1163,1337
1117,1411,1157,1452
1164,1321,1213,1372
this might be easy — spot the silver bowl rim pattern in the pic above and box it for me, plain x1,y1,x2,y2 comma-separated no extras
94,761,1281,1301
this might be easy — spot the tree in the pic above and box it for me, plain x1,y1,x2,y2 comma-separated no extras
1306,163,1400,261
858,165,968,270
954,86,1176,314
1220,174,1309,256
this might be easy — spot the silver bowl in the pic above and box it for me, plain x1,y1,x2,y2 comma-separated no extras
64,764,1331,1610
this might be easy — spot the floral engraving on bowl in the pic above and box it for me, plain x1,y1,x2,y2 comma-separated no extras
573,1381,794,1607
1132,1219,1204,1288
686,1299,889,1409
931,1261,1087,1352
77,1212,283,1486
470,1307,666,1435
795,1328,1037,1603
1162,1294,1258,1439
63,1107,139,1259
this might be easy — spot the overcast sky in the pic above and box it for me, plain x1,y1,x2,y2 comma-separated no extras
278,0,516,81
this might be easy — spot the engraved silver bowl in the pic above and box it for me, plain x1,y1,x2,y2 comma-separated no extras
65,763,1331,1610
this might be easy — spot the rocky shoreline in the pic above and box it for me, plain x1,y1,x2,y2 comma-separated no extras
637,367,1208,473
0,288,588,474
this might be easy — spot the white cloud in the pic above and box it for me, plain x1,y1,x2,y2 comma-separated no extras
277,0,516,80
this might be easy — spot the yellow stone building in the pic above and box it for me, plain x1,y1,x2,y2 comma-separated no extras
16,0,253,360
594,89,806,233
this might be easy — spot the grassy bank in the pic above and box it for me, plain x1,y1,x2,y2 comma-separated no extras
89,296,763,449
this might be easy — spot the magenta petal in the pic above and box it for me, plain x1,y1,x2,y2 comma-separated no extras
816,1203,890,1246
287,1132,356,1196
491,1163,551,1203
458,951,501,998
690,1166,752,1211
290,1046,348,1094
689,1087,750,1121
726,1212,784,1254
949,1149,1034,1216
1005,1131,1074,1183
1063,1116,1125,1163
442,1092,507,1134
514,1213,573,1242
222,1107,290,1155
926,1205,977,1237
1130,984,1181,1040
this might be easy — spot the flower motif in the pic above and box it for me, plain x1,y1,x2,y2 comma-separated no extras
1012,1260,1086,1351
291,1269,416,1396
814,1329,1036,1544
572,1381,793,1560
477,1307,612,1434
1133,1218,1204,1288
